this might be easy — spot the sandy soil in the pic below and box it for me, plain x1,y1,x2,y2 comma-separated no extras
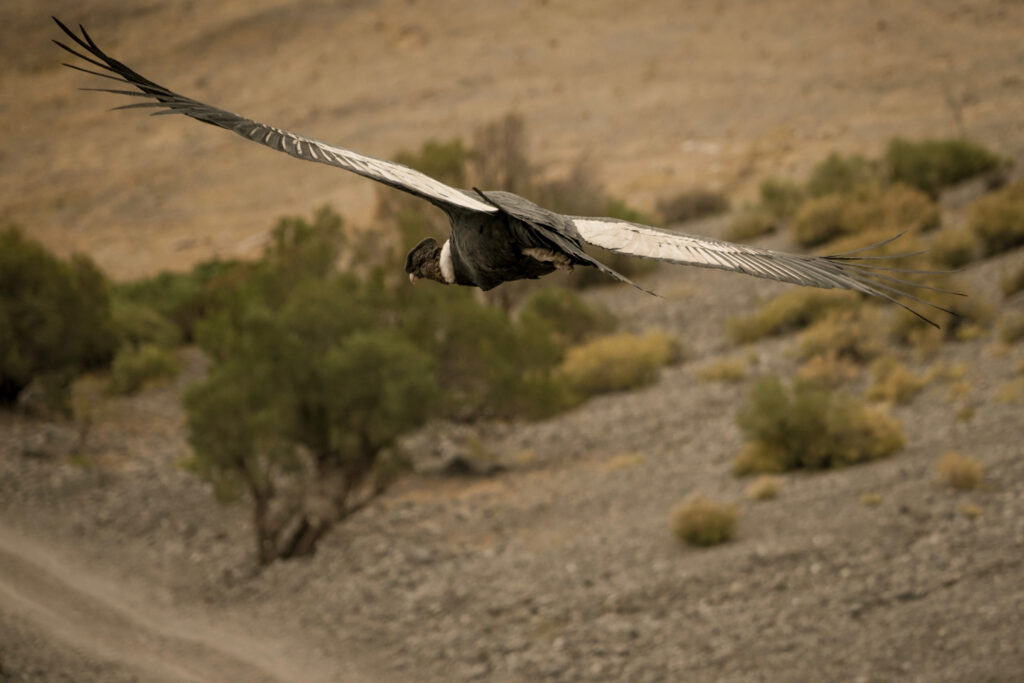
2,2,1024,682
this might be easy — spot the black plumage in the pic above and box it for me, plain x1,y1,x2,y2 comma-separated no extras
53,18,958,325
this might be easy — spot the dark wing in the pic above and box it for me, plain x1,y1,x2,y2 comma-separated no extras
52,18,498,215
571,215,959,326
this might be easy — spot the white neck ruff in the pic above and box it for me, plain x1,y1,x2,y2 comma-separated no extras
439,239,455,284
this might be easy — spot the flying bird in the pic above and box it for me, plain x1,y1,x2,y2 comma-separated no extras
53,18,955,325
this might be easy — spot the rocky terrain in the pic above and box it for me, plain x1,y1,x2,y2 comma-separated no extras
2,1,1024,681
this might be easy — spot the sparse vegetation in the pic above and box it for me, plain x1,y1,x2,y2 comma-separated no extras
929,228,977,269
969,179,1024,256
727,289,860,343
797,308,883,365
937,452,983,490
108,343,181,395
999,312,1024,345
694,356,748,383
725,207,777,242
1001,263,1024,297
758,177,805,220
792,185,938,249
867,356,926,404
885,137,1004,199
806,152,878,197
670,495,739,546
745,475,781,501
657,188,730,223
559,330,678,396
733,376,904,474
517,287,616,346
859,492,883,507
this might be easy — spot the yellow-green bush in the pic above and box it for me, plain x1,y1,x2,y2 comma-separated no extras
795,351,861,387
560,330,678,396
517,287,616,346
968,180,1024,256
759,177,805,220
108,343,180,395
936,452,983,491
888,283,993,345
733,376,904,474
797,308,883,365
929,228,977,269
885,137,1004,199
792,185,938,249
670,495,739,546
806,152,878,197
1000,312,1024,345
867,356,926,404
727,289,860,343
1001,263,1024,297
657,189,730,223
745,475,782,501
726,207,777,242
792,194,850,247
694,356,748,383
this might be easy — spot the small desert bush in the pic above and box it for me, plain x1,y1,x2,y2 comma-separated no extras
657,189,730,223
108,343,180,395
560,330,678,396
727,289,860,343
745,475,782,501
928,228,977,269
1000,312,1024,345
670,495,739,546
795,351,861,387
695,356,747,383
726,207,777,242
759,177,805,220
867,356,926,404
885,137,1004,199
888,281,993,345
936,452,983,490
733,376,904,474
806,152,878,197
793,185,939,249
797,307,883,365
969,180,1024,256
517,287,616,346
1000,263,1024,297
994,379,1024,404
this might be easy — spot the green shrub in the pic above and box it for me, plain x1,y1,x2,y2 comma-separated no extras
517,287,616,346
0,226,117,405
792,185,938,249
657,189,730,223
968,180,1024,256
792,194,849,247
1001,263,1024,297
929,229,977,269
727,289,860,343
726,207,777,242
759,177,805,220
806,152,878,197
670,495,739,546
111,299,182,349
733,376,904,474
560,330,678,396
885,137,1003,199
108,343,180,395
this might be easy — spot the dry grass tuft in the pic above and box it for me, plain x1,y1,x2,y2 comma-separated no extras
745,475,782,501
968,179,1024,256
937,452,984,490
956,502,983,519
859,492,883,507
867,356,926,404
999,312,1024,345
727,289,860,344
670,495,739,547
928,228,977,269
695,356,748,383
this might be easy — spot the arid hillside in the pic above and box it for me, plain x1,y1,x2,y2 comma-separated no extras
2,0,1023,278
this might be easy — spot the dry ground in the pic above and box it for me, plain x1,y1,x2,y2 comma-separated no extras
2,1,1024,681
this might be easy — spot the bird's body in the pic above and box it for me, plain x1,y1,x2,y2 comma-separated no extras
53,17,956,325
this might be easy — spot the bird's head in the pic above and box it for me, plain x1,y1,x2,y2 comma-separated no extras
405,237,447,284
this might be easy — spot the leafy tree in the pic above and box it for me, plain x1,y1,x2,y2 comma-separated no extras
0,226,117,407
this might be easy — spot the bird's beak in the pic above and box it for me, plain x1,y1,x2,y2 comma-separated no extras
409,273,417,284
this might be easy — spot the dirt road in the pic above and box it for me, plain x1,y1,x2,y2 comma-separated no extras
0,524,365,683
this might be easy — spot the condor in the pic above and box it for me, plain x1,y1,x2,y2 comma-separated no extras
54,18,955,325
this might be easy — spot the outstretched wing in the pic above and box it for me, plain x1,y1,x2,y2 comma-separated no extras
572,216,959,326
52,18,498,215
